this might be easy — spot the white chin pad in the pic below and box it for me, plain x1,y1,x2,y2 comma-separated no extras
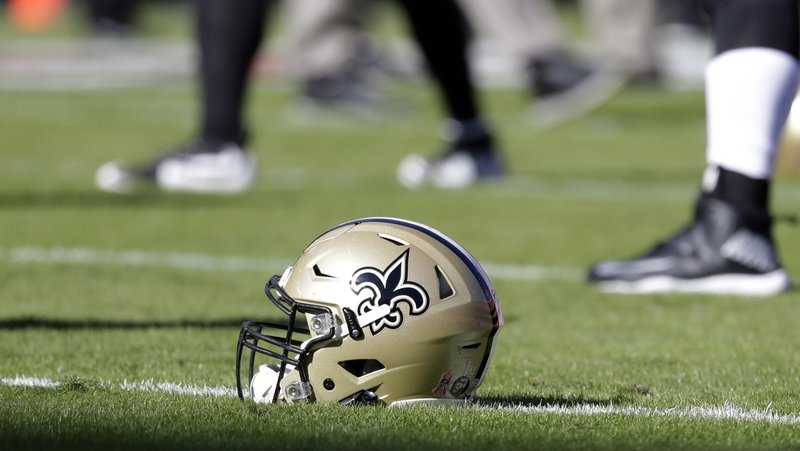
250,364,294,404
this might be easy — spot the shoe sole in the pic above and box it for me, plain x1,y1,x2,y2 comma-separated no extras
157,178,254,194
597,270,791,297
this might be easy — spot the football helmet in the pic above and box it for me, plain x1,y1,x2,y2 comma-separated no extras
236,217,502,406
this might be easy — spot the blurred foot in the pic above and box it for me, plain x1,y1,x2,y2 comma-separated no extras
396,121,505,189
587,196,790,296
527,52,625,128
90,18,134,38
95,139,256,194
297,72,387,117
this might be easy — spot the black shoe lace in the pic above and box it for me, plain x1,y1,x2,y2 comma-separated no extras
646,223,696,257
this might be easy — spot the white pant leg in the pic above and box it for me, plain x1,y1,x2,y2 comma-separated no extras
706,48,800,179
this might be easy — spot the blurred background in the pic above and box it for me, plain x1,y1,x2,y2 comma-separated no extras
5,5,800,449
2,0,800,247
0,0,713,92
8,0,789,260
4,0,800,427
0,0,742,324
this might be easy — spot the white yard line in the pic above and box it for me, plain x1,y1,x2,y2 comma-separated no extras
0,246,582,283
0,375,236,398
260,168,800,205
2,374,799,425
482,262,582,282
117,379,236,397
3,246,290,273
1,375,60,389
495,402,800,425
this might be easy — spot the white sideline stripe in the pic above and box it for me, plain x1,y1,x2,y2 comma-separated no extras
3,246,289,273
0,375,236,398
0,246,582,283
482,262,582,282
1,376,59,389
262,168,800,204
495,402,800,426
3,375,799,425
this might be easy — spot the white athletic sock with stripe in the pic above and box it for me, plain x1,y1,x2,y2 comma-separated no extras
705,47,800,179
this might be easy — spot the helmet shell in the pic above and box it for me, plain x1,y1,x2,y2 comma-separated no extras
282,218,502,406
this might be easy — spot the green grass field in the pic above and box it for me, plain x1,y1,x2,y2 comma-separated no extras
3,80,800,451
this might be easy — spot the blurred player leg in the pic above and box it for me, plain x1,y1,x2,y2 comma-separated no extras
197,0,270,147
96,0,274,194
583,0,657,79
460,0,625,127
86,0,138,36
395,0,505,189
284,0,384,113
461,0,565,60
588,0,798,296
653,0,711,90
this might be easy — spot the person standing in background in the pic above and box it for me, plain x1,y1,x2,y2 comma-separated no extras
589,0,797,296
96,0,506,194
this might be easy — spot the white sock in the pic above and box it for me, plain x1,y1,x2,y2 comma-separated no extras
706,47,800,179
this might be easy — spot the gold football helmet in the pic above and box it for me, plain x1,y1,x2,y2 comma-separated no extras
236,217,502,406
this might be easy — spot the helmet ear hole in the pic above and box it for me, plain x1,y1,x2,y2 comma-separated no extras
435,266,455,300
338,359,386,377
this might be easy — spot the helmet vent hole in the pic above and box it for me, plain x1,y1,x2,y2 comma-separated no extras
378,233,409,246
323,378,335,390
460,342,481,350
312,264,337,279
435,266,455,300
338,359,386,377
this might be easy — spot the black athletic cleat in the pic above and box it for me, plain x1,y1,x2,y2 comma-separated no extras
587,196,791,296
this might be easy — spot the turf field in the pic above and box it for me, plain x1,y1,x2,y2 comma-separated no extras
3,81,800,451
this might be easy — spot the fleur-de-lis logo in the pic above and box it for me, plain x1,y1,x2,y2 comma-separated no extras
351,250,429,335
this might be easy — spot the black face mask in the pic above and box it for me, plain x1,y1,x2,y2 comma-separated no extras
235,275,335,403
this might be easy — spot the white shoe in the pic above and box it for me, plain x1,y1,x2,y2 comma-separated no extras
156,145,257,194
397,150,505,190
95,140,257,195
95,161,140,194
396,154,431,189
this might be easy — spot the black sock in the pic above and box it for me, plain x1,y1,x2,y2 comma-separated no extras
705,166,770,218
196,0,274,145
446,119,494,155
397,0,480,122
